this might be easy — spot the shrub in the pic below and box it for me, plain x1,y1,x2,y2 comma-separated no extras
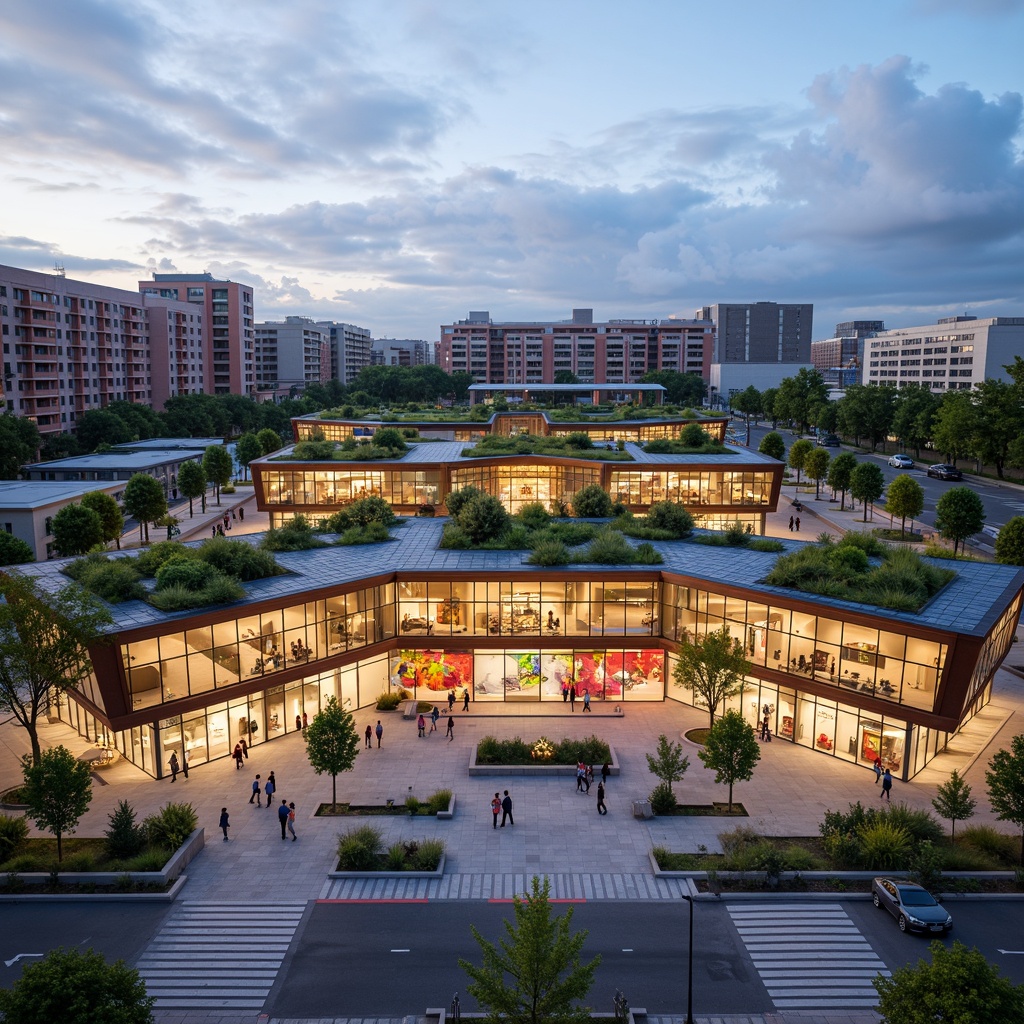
650,782,678,814
719,825,762,859
445,486,484,519
134,540,197,577
426,789,453,815
572,484,613,518
882,803,944,845
646,501,694,538
148,574,244,611
77,560,146,603
553,735,611,764
856,819,911,870
346,496,397,528
199,536,280,579
633,541,663,565
909,840,943,891
337,522,392,545
336,824,383,870
412,838,445,870
376,691,402,710
958,824,1020,865
579,527,635,564
475,735,532,764
293,439,336,459
64,550,112,582
155,557,219,592
105,799,147,860
261,516,329,552
439,523,471,549
644,439,673,454
112,849,170,872
144,802,198,850
547,522,596,546
516,502,551,530
748,538,785,552
457,494,510,543
680,423,711,447
373,427,408,452
60,851,97,872
0,815,28,860
564,432,593,450
527,539,571,566
385,842,408,870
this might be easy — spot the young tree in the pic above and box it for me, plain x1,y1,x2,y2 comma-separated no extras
697,709,761,813
0,946,155,1024
645,734,690,795
931,769,976,844
757,431,785,462
81,491,125,550
885,474,925,538
202,444,234,506
850,462,885,522
827,451,858,510
257,427,284,455
305,695,360,812
673,625,751,728
51,503,104,556
177,458,208,516
459,874,601,1024
0,575,111,765
996,517,1024,566
0,530,34,565
873,940,1024,1024
935,486,985,556
804,447,830,500
234,432,263,480
985,733,1024,865
730,385,762,445
122,473,167,544
21,745,92,862
787,438,814,485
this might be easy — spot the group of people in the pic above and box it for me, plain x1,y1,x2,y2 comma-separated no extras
217,761,297,842
290,639,310,661
446,688,470,712
167,749,189,781
415,706,456,740
560,682,591,712
573,762,610,814
873,757,894,799
788,514,802,532
490,790,514,827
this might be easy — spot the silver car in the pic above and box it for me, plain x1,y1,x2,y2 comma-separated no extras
872,877,952,934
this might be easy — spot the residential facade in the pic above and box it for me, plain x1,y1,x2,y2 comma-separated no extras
316,321,373,384
371,337,437,367
254,317,330,392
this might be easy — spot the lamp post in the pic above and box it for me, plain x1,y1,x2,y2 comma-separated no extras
681,892,695,1024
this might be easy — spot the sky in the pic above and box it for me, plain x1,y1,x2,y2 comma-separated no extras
1,0,1023,344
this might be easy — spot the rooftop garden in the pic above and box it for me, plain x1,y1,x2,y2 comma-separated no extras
459,433,634,461
316,402,718,423
642,424,730,455
275,428,413,461
763,533,956,612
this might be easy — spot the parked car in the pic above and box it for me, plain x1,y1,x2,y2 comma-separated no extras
888,454,915,469
927,464,963,481
817,434,840,447
872,878,952,934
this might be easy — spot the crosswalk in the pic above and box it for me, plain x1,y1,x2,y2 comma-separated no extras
728,902,888,1011
135,900,306,1010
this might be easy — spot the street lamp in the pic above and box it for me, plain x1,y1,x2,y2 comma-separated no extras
681,892,695,1024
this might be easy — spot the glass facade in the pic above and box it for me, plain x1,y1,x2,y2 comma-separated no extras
608,469,773,508
449,463,603,514
261,468,441,509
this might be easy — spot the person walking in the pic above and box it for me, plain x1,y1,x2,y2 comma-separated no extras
239,506,245,522
582,689,591,712
873,757,883,784
375,720,383,748
569,684,577,712
417,713,426,738
788,515,794,532
233,743,244,769
446,715,455,742
795,516,801,532
219,807,230,841
240,737,249,759
168,751,180,783
491,792,501,829
561,681,568,702
211,525,217,539
264,772,276,808
584,765,593,793
601,761,611,786
302,711,308,733
278,798,290,839
881,768,893,801
364,723,373,749
576,762,585,793
287,802,297,841
500,790,514,827
430,706,439,733
249,773,262,806
448,689,456,712
181,749,189,779
462,687,470,712
597,781,607,815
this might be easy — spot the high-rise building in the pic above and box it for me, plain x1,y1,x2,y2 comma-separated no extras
316,322,372,384
371,337,436,367
864,316,1024,391
140,273,255,396
439,309,711,384
255,317,330,393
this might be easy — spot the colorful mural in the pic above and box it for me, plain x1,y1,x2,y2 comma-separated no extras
391,649,473,694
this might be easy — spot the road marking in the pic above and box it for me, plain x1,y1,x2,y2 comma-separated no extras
4,953,43,968
391,948,410,953
998,949,1024,955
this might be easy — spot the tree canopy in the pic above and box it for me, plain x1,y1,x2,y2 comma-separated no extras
202,445,234,505
885,474,925,538
51,502,104,557
21,744,93,861
122,473,167,544
0,412,41,479
81,491,125,550
985,733,1024,865
177,458,208,516
935,486,985,556
697,709,761,813
0,530,34,565
850,462,885,521
673,625,751,727
305,695,360,811
758,431,785,462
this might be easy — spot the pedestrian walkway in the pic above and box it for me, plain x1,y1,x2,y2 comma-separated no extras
728,904,888,1012
135,900,306,1011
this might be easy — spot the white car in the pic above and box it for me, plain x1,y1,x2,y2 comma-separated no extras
888,454,915,469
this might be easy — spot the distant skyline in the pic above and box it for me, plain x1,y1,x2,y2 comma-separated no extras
1,0,1022,344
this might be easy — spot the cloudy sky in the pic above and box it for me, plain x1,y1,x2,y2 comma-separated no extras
1,0,1022,343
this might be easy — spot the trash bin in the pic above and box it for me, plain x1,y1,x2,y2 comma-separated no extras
632,799,653,819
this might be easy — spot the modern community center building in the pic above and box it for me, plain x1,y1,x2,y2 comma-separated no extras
20,411,1024,784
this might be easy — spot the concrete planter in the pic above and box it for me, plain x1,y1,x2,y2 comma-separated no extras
329,853,446,880
469,744,619,777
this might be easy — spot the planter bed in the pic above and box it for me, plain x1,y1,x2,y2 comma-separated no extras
469,743,619,777
654,802,747,817
329,854,446,879
316,792,456,819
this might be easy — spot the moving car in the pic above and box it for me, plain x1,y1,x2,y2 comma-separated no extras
817,434,840,447
927,464,963,481
888,454,915,469
872,878,952,934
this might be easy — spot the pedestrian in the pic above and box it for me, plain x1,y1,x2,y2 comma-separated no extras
491,792,501,829
219,807,230,841
278,798,290,839
448,689,455,712
762,715,772,742
233,742,244,769
446,715,455,741
576,763,585,792
585,765,593,793
249,773,262,805
264,771,276,807
417,713,426,738
881,768,893,801
211,525,217,539
223,512,230,531
240,736,249,759
462,687,470,712
239,506,245,522
561,681,568,702
430,706,439,732
597,781,607,815
302,711,308,733
375,720,383,747
172,487,178,501
569,684,577,712
795,516,801,532
364,723,372,748
168,751,180,782
287,802,297,841
231,510,237,522
582,689,591,712
182,749,189,779
500,789,514,827
789,515,794,532
217,523,224,536
296,713,302,732
873,757,883,784
601,761,611,785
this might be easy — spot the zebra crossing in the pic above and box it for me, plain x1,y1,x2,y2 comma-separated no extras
728,902,889,1011
135,900,306,1010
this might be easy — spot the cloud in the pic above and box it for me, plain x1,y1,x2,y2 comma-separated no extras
0,234,141,272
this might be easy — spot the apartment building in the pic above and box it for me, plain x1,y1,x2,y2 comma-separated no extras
140,273,254,397
254,317,330,393
1,264,200,434
864,316,1024,391
371,337,437,367
439,309,711,385
316,321,373,384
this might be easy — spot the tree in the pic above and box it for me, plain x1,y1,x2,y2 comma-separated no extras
697,709,761,813
571,484,612,518
0,575,111,765
985,733,1024,865
996,517,1024,566
257,427,285,455
932,391,977,466
459,875,601,1024
0,946,155,1024
75,409,134,452
730,385,762,445
760,387,779,427
122,473,167,544
459,493,511,543
885,474,925,538
51,503,104,556
773,368,828,434
931,769,976,845
645,734,690,794
935,486,984,556
234,432,263,480
553,370,579,385
804,447,830,500
673,625,751,728
972,379,1023,479
0,530,34,565
81,491,125,550
873,940,1024,1024
827,452,858,511
758,431,785,462
305,695,360,812
787,438,814,484
21,744,92,862
836,384,896,451
850,462,885,522
202,444,234,506
891,384,939,457
177,458,208,516
0,412,41,479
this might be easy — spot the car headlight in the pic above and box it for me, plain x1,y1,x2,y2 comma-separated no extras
907,914,924,925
